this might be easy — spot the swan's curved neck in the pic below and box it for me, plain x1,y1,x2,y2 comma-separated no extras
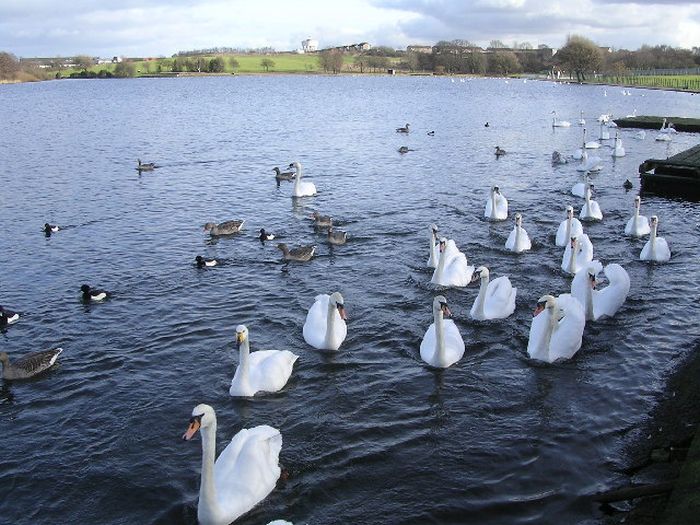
434,307,446,365
293,165,303,191
544,304,559,359
199,420,220,518
514,224,521,248
475,276,489,318
324,301,337,348
428,231,437,266
650,223,657,256
237,339,252,392
569,241,578,274
490,191,497,218
435,247,447,281
584,280,594,320
634,202,639,219
565,216,572,240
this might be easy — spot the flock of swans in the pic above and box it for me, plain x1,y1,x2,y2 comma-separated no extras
2,105,678,525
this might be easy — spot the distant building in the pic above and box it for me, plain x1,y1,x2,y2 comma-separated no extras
407,45,433,54
302,39,319,53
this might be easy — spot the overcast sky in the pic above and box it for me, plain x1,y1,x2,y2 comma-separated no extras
1,0,698,58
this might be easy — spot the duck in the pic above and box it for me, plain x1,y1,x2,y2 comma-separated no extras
195,255,218,268
229,325,298,397
43,223,60,234
484,122,490,127
469,267,516,320
484,186,508,221
302,292,347,351
640,216,671,262
277,243,315,262
0,305,20,328
136,159,157,171
420,296,465,368
623,179,633,190
203,220,244,235
624,196,651,237
612,131,625,157
272,166,295,183
80,284,109,302
427,224,440,268
0,348,63,380
556,206,584,247
288,161,317,197
551,111,571,127
427,130,435,136
396,123,410,133
182,404,282,525
527,294,585,363
494,146,506,157
398,146,414,154
431,238,475,287
571,262,630,321
580,184,603,221
551,151,568,165
327,226,347,245
561,234,594,275
259,228,275,241
311,211,332,228
505,213,531,253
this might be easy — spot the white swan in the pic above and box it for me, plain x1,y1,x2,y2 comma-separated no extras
427,223,440,268
527,294,585,363
552,111,571,127
420,295,465,368
658,117,678,134
505,213,531,253
556,206,584,247
612,131,625,157
303,292,347,350
183,404,281,525
599,120,610,140
635,130,646,140
640,215,671,262
289,161,317,197
484,186,508,221
578,110,585,126
469,267,516,320
431,238,475,287
624,196,651,237
576,148,602,172
561,233,594,275
571,261,630,321
229,325,299,397
585,128,601,149
580,184,603,221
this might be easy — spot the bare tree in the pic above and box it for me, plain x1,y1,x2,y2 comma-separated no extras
75,55,94,70
319,50,343,73
0,51,20,79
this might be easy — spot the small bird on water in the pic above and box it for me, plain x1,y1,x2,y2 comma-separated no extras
259,228,275,241
0,306,20,329
495,146,506,157
277,243,315,262
195,255,218,268
396,123,410,133
136,159,157,171
44,223,60,235
80,285,109,302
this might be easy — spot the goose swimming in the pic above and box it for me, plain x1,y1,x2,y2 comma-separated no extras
0,348,63,380
277,243,315,262
204,220,245,235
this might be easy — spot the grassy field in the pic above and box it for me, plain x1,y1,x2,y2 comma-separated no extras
56,53,406,77
592,74,700,91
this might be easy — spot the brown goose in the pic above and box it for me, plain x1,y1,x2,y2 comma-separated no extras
203,220,245,235
136,159,157,171
396,123,410,133
327,226,347,245
272,166,295,182
0,348,63,380
277,243,315,262
311,212,332,228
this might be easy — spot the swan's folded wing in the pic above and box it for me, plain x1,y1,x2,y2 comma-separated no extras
216,426,282,516
442,319,466,357
419,323,437,364
527,310,551,362
250,350,299,392
505,228,517,250
593,263,630,319
550,294,585,361
485,276,516,318
656,238,671,261
303,295,330,348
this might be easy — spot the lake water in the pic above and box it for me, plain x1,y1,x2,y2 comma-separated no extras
1,75,699,525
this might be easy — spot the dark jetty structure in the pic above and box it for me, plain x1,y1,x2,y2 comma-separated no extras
639,144,700,199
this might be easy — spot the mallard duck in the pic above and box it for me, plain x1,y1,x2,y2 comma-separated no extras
80,285,109,302
0,348,63,380
277,243,315,262
327,226,347,245
195,255,218,268
203,220,244,235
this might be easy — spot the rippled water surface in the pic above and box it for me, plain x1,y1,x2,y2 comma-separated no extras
1,76,699,525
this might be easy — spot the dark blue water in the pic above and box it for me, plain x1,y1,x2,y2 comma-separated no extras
1,76,699,525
